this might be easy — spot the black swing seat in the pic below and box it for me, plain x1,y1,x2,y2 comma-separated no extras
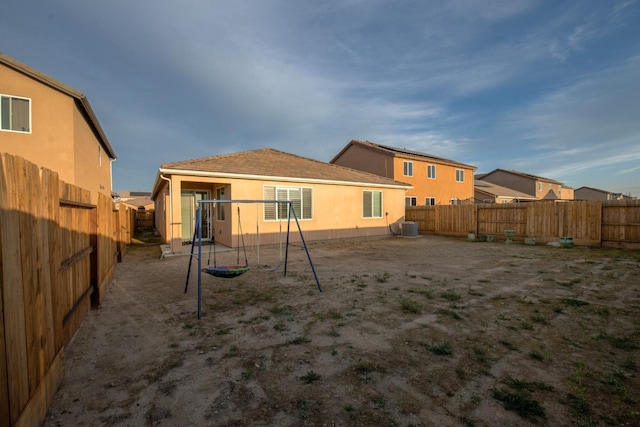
203,264,250,278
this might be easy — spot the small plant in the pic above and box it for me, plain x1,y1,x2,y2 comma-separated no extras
273,322,287,331
520,320,534,330
620,357,636,371
215,327,232,335
399,298,421,314
607,333,640,350
297,399,310,418
288,336,311,345
441,290,461,301
343,403,354,412
436,308,462,320
299,370,321,384
328,327,340,337
182,323,194,330
425,342,452,355
492,389,546,422
528,351,544,361
502,376,554,392
240,370,252,380
372,397,385,409
224,345,240,358
499,340,519,352
409,288,434,298
270,305,295,316
561,298,590,307
375,272,391,283
530,314,548,325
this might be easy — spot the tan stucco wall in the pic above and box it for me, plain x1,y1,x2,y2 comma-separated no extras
73,105,112,203
0,62,112,204
333,144,475,205
394,157,474,205
160,173,407,253
482,170,535,196
559,187,574,200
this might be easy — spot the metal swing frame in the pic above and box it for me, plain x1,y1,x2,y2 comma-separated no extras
184,199,322,320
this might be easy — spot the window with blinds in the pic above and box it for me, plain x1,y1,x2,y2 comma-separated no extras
1,95,31,133
363,190,382,218
263,186,312,220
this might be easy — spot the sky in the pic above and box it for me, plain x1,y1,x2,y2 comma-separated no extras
2,1,639,196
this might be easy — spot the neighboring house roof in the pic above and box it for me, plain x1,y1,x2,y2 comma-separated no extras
153,148,412,198
332,139,477,170
575,186,612,195
0,52,116,160
575,186,633,200
483,168,562,184
121,197,154,209
474,180,537,200
120,191,152,198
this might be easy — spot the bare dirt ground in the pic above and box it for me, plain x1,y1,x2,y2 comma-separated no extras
43,234,640,426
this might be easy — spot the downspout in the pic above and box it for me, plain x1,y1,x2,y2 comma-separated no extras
159,173,173,245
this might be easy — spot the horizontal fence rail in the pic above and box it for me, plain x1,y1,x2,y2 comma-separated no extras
406,200,640,248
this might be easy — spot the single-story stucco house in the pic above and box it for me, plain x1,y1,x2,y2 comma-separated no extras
151,148,412,254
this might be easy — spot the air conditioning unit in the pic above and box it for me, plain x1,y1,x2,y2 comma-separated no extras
401,221,418,237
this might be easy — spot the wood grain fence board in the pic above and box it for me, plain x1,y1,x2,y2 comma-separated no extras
0,154,30,422
18,158,43,398
57,183,93,346
0,154,14,423
1,153,123,427
38,168,58,364
407,200,638,246
602,202,640,247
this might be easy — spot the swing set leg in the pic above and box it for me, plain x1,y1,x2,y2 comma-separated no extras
184,216,199,294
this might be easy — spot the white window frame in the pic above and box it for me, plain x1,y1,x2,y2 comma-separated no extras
425,197,436,206
538,182,542,192
455,169,464,182
216,187,226,221
1,94,31,133
427,164,436,179
403,161,413,177
263,185,313,221
363,190,383,218
405,196,417,207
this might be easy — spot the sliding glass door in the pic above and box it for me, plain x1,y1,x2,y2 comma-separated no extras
181,190,210,241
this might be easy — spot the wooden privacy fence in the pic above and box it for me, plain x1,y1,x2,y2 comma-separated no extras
406,200,640,248
135,210,155,232
0,153,130,427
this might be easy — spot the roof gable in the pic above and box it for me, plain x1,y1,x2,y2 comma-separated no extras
332,139,476,170
474,180,538,199
0,52,116,159
160,148,412,187
484,168,562,185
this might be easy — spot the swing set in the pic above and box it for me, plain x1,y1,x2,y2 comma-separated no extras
184,199,322,320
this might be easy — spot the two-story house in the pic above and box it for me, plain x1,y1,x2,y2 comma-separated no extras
0,52,116,204
574,186,634,201
331,140,477,206
478,169,571,201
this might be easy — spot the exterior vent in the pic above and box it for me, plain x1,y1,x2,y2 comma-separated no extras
401,222,418,237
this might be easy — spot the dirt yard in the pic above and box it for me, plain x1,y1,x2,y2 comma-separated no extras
43,234,640,426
